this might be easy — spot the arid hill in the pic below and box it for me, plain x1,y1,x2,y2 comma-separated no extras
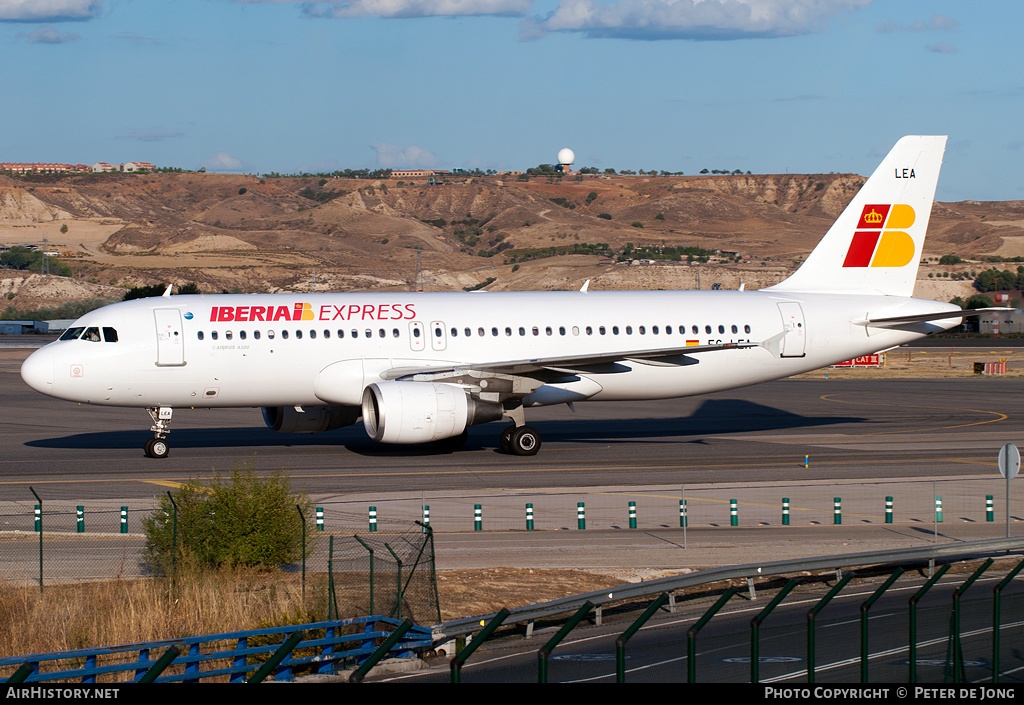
1,170,1022,309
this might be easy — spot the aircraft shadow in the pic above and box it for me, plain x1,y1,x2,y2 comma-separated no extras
25,399,864,456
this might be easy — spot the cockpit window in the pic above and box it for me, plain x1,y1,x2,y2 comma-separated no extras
83,327,102,342
102,327,118,343
59,327,84,341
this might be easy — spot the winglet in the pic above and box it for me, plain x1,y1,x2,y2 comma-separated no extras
580,280,590,293
162,284,173,297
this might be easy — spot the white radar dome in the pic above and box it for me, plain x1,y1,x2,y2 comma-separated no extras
557,148,575,165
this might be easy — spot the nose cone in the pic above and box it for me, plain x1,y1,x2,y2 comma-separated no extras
21,347,54,396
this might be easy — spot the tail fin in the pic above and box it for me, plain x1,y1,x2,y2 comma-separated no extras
767,135,947,297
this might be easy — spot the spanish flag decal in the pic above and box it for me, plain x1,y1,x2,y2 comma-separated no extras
842,204,916,268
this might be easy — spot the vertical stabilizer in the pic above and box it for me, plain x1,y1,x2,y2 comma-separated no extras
767,135,947,297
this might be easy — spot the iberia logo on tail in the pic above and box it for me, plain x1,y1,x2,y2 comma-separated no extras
842,204,916,268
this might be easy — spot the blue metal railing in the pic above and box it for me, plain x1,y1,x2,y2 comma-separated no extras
0,616,431,683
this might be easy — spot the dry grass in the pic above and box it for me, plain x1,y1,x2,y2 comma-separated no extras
0,567,316,659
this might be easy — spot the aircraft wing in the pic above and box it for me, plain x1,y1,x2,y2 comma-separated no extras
856,307,1012,327
381,341,760,380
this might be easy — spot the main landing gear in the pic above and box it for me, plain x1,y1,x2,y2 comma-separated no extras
144,406,172,459
499,401,542,456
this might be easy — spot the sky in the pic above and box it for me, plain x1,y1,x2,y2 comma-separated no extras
1,0,1021,201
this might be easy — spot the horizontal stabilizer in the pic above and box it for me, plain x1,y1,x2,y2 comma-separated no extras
856,307,1012,327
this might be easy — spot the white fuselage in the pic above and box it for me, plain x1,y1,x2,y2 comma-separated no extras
20,289,958,410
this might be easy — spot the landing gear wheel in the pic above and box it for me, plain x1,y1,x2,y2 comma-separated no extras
509,425,541,456
145,438,169,459
500,424,516,454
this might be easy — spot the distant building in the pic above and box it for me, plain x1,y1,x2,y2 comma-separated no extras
0,320,50,335
92,163,116,173
390,169,451,178
0,163,76,174
122,162,155,172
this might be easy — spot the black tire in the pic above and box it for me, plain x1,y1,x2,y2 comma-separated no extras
147,438,169,459
499,424,516,454
509,425,541,456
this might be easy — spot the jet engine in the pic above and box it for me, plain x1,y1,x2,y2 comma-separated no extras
361,381,502,444
262,405,361,434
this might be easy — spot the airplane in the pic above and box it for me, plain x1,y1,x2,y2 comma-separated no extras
20,135,995,459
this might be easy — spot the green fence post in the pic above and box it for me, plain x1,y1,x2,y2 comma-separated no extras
315,506,324,531
688,588,737,683
76,506,84,533
354,535,375,615
30,487,42,593
861,568,904,682
577,502,585,530
935,496,943,523
138,646,180,684
616,594,669,683
451,608,510,683
886,496,893,524
422,505,430,529
987,495,994,522
909,563,951,683
33,504,40,533
120,506,128,534
730,499,738,526
951,559,993,682
349,622,413,684
679,499,687,528
369,505,377,532
474,504,482,531
992,558,1024,683
833,497,842,525
248,631,306,684
526,503,534,530
751,579,799,683
628,501,637,529
538,601,594,683
807,573,854,682
782,497,790,526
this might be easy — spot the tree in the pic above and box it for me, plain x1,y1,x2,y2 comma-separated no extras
939,254,963,265
143,462,312,572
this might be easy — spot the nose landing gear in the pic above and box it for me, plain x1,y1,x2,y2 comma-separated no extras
144,406,172,459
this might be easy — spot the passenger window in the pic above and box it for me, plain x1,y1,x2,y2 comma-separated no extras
559,326,566,336
352,330,358,338
295,330,302,339
586,326,593,335
491,327,498,337
240,330,247,340
267,330,275,339
731,325,738,334
337,329,344,338
478,327,485,337
505,327,512,336
282,330,289,340
705,325,712,334
532,327,539,336
309,330,316,339
744,324,751,334
197,331,204,341
465,327,472,337
638,326,645,335
692,325,699,335
212,331,219,341
412,328,420,338
519,327,526,336
652,326,659,335
571,326,579,336
718,325,725,334
102,327,118,342
599,326,606,335
59,327,84,341
545,327,552,336
323,329,330,339
365,329,372,338
434,326,443,337
451,327,458,337
392,328,399,338
254,330,261,340
613,326,619,335
379,329,385,338
226,331,233,340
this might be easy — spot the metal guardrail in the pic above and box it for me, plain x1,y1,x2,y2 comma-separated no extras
0,616,432,684
431,536,1024,641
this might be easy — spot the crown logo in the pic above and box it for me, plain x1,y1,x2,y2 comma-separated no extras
863,208,884,225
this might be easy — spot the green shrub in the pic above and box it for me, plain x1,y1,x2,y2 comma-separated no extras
143,461,313,573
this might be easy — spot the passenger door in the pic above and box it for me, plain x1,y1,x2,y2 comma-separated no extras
154,309,186,366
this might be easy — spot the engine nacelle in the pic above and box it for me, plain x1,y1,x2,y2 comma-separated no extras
361,381,502,444
262,405,360,434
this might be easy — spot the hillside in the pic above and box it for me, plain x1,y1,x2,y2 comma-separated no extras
2,170,1023,309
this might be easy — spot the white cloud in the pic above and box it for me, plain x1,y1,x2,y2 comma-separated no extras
202,152,245,172
0,0,101,22
240,0,532,19
527,0,875,41
20,26,80,42
370,143,441,169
